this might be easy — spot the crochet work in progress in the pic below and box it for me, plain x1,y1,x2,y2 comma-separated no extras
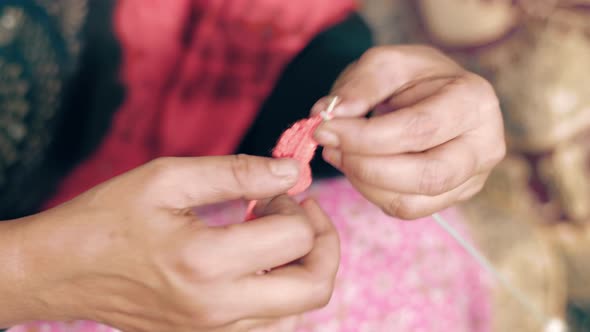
245,97,337,221
7,99,493,331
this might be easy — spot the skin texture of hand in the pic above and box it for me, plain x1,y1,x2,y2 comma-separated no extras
312,45,506,219
0,155,339,332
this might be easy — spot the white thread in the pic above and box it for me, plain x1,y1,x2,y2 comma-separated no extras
431,213,567,331
320,96,339,121
544,317,568,332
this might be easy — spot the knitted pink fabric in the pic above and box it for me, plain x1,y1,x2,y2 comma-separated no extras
8,178,490,332
246,114,324,220
271,115,325,195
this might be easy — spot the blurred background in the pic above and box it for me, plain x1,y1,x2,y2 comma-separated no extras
2,0,590,331
359,0,590,331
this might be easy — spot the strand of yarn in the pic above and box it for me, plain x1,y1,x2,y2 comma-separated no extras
433,213,567,332
244,98,337,221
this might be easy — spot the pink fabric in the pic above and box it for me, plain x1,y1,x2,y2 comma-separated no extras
10,178,490,332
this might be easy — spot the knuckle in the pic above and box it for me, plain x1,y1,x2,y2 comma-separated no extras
147,157,177,180
142,157,180,197
194,309,230,328
359,46,408,70
471,73,496,96
180,240,223,282
360,46,388,64
496,143,507,162
361,45,440,65
487,142,507,168
309,279,335,309
344,157,377,184
459,177,488,202
401,111,438,152
466,73,500,113
419,159,453,195
479,133,507,171
384,196,421,220
229,154,252,191
411,44,442,57
287,217,315,254
190,257,223,282
383,197,402,217
493,133,507,160
403,44,459,68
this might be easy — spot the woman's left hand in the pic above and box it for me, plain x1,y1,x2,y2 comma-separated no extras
312,45,505,219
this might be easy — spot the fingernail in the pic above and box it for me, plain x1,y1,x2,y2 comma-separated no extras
323,148,342,167
270,158,299,179
310,96,340,116
310,99,328,116
311,97,366,117
332,100,367,117
314,127,340,148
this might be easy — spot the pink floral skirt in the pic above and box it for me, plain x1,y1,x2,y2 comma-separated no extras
8,178,490,332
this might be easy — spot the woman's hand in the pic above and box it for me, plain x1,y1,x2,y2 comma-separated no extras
312,45,505,219
3,155,339,332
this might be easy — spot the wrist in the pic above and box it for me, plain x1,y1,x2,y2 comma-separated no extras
0,216,45,327
0,209,88,327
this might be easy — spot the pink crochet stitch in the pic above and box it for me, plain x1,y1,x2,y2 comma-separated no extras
8,178,490,332
246,113,325,220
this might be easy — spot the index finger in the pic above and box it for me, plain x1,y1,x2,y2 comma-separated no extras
317,45,463,118
232,199,340,319
193,195,318,276
315,74,488,155
291,198,340,276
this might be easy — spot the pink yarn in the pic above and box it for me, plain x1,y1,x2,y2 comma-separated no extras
272,115,324,195
245,114,323,220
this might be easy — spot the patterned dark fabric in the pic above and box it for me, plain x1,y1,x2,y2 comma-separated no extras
0,0,88,219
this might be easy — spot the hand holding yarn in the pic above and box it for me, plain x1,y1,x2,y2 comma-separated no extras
311,46,506,219
13,156,338,332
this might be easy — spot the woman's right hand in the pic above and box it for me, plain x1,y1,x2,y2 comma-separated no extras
3,155,339,332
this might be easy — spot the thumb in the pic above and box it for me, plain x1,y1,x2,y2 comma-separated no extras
144,155,299,209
